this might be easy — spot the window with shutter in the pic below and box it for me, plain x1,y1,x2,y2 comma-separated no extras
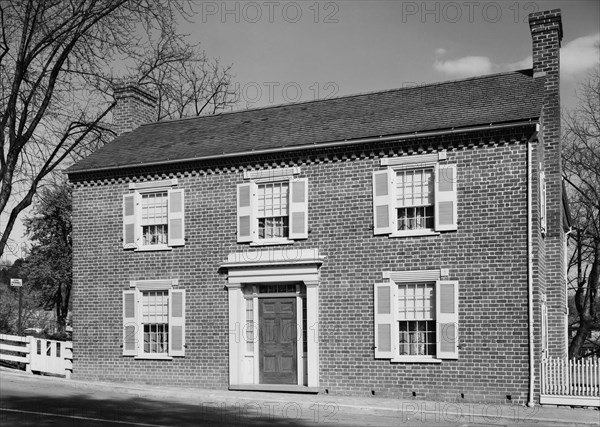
373,161,458,237
373,276,460,362
123,280,185,359
237,176,309,244
122,181,185,250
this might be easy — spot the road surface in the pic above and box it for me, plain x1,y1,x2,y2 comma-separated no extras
1,372,597,426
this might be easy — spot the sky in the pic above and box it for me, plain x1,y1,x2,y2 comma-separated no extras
184,0,599,111
2,0,599,264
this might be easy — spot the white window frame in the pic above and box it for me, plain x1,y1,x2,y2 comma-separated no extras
237,171,308,246
123,179,185,251
122,279,186,360
397,282,437,360
374,269,459,363
392,165,437,238
255,179,292,245
373,153,457,238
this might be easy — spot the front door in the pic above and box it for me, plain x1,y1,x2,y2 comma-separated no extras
259,298,297,384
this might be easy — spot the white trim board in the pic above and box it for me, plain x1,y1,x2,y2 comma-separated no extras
380,151,447,166
129,279,178,290
382,269,444,283
243,167,300,181
128,178,178,190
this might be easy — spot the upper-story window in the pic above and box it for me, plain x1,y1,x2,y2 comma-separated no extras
396,168,434,232
237,168,308,245
257,182,289,239
123,179,185,250
373,153,457,237
141,192,169,246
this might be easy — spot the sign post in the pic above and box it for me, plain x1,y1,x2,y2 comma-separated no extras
10,279,23,335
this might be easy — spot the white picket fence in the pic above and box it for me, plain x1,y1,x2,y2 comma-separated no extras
541,357,600,407
0,333,73,378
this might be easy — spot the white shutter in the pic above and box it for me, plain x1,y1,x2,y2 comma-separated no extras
123,194,137,248
436,280,459,359
373,170,394,235
123,290,138,356
540,168,547,235
237,183,255,242
434,164,458,231
168,189,185,246
289,177,308,239
374,282,397,359
169,289,186,356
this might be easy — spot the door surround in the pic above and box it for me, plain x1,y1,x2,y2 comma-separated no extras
221,248,323,389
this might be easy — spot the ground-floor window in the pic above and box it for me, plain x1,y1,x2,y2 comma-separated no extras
142,290,169,354
374,278,459,361
398,283,436,356
122,281,186,358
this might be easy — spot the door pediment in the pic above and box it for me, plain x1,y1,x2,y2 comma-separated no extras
221,248,324,286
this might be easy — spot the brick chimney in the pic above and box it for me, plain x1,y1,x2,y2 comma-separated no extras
529,9,565,358
112,83,157,136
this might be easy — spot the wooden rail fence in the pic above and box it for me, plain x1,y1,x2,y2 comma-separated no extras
541,357,600,407
0,333,73,378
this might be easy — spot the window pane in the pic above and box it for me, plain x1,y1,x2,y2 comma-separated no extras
399,320,436,356
397,206,434,231
398,282,436,357
141,191,168,245
142,290,169,354
396,168,434,209
398,283,434,320
257,183,289,239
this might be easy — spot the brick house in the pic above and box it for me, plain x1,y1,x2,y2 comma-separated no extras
67,10,569,404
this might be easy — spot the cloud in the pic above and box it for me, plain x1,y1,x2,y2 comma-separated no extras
433,33,599,79
560,33,600,78
433,56,493,78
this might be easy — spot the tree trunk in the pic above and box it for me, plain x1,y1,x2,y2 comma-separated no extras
569,243,599,358
569,319,592,359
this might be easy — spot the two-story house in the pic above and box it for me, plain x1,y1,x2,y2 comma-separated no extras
67,10,569,405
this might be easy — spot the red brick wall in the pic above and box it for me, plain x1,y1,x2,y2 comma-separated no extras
71,127,556,405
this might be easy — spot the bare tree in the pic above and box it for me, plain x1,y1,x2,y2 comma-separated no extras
0,0,237,258
563,69,600,359
139,47,238,120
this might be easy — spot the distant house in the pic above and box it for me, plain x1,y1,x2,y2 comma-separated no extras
67,10,569,404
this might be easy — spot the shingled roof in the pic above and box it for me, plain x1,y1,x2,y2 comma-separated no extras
68,70,543,174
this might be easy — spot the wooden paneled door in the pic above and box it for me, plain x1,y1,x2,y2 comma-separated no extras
259,298,297,384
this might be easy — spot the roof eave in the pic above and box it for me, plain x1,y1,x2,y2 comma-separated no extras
66,118,539,176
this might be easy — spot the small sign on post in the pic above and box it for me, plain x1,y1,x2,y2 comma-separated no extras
11,278,23,335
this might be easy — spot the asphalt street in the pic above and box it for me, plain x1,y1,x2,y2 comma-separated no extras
0,374,409,427
1,372,598,426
